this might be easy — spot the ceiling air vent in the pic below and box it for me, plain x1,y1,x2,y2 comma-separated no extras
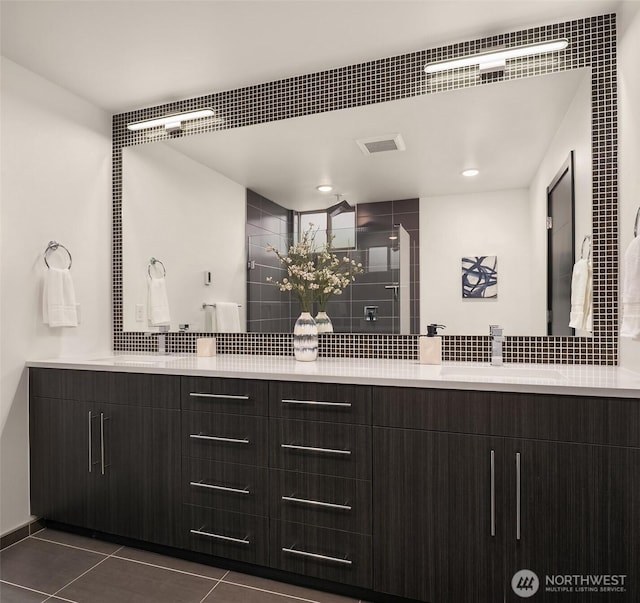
356,133,406,156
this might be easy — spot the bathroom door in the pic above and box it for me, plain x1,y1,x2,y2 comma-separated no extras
547,152,575,336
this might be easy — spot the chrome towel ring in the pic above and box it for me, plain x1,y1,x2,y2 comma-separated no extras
148,257,166,278
43,241,72,269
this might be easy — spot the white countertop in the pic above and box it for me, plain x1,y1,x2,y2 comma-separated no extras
26,354,640,399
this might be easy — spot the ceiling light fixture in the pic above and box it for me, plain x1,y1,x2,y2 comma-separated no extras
462,169,480,177
316,185,333,193
424,39,569,74
127,109,215,132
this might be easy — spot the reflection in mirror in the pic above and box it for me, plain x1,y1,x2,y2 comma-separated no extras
248,223,412,334
122,67,591,336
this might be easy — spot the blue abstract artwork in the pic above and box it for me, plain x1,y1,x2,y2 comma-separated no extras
462,256,498,298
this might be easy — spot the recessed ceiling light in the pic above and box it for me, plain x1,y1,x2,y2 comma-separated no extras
462,169,480,177
316,185,333,193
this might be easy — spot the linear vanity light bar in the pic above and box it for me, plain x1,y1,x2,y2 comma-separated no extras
126,109,215,132
424,39,569,74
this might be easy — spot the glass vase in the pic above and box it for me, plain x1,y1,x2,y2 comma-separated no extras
293,312,318,361
315,311,334,334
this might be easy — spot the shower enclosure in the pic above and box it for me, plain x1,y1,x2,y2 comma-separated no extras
246,224,413,334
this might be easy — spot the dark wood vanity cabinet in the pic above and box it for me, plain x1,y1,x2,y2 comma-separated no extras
180,376,269,565
373,387,640,603
30,368,639,603
29,369,182,547
268,382,373,588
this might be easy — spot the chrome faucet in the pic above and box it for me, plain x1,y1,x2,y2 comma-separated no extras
157,325,170,354
489,325,503,366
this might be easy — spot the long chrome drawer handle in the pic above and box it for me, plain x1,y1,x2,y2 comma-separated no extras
190,393,250,400
88,411,93,473
281,444,351,456
190,528,250,545
190,434,250,444
282,399,351,408
490,449,496,537
516,452,521,541
190,481,250,495
282,547,352,566
282,495,351,511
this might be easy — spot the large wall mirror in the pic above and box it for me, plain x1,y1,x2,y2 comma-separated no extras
114,14,617,363
122,68,591,336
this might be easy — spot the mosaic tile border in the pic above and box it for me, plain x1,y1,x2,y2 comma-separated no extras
113,14,617,365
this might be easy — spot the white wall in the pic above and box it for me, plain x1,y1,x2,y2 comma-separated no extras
528,68,593,336
420,188,535,335
122,144,246,332
619,5,640,372
0,57,111,535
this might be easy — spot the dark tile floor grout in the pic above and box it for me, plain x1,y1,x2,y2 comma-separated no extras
0,529,366,603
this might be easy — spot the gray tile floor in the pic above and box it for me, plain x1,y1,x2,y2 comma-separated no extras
0,529,366,603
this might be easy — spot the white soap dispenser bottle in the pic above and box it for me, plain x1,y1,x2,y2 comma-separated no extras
419,324,446,365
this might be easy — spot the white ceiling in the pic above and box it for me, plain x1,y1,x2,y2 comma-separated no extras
138,68,588,209
0,0,628,113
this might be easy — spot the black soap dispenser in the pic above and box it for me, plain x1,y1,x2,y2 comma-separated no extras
419,323,446,365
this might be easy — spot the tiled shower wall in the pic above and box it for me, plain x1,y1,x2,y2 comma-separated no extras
246,189,294,333
113,14,617,364
355,198,420,335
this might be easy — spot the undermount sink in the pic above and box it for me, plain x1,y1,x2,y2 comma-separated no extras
441,365,564,381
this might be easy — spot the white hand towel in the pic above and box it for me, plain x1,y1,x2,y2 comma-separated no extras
568,258,592,332
215,302,241,333
43,267,78,327
147,276,171,326
621,236,640,339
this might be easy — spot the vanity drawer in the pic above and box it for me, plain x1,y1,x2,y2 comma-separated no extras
270,419,371,480
373,386,501,434
270,520,372,588
30,369,105,402
374,387,640,447
269,382,371,424
30,369,180,409
185,505,268,565
183,411,268,465
181,377,268,415
183,458,268,516
102,372,180,409
270,470,371,534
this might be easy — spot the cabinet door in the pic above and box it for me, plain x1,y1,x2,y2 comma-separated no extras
373,427,504,602
504,439,640,603
30,397,94,528
94,403,181,547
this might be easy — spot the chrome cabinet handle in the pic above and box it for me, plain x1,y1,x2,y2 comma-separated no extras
490,450,496,537
190,528,250,545
282,399,351,408
282,495,351,511
516,452,521,541
88,411,93,473
190,393,250,400
281,444,351,456
100,413,106,475
190,481,250,495
282,547,352,566
190,434,250,444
